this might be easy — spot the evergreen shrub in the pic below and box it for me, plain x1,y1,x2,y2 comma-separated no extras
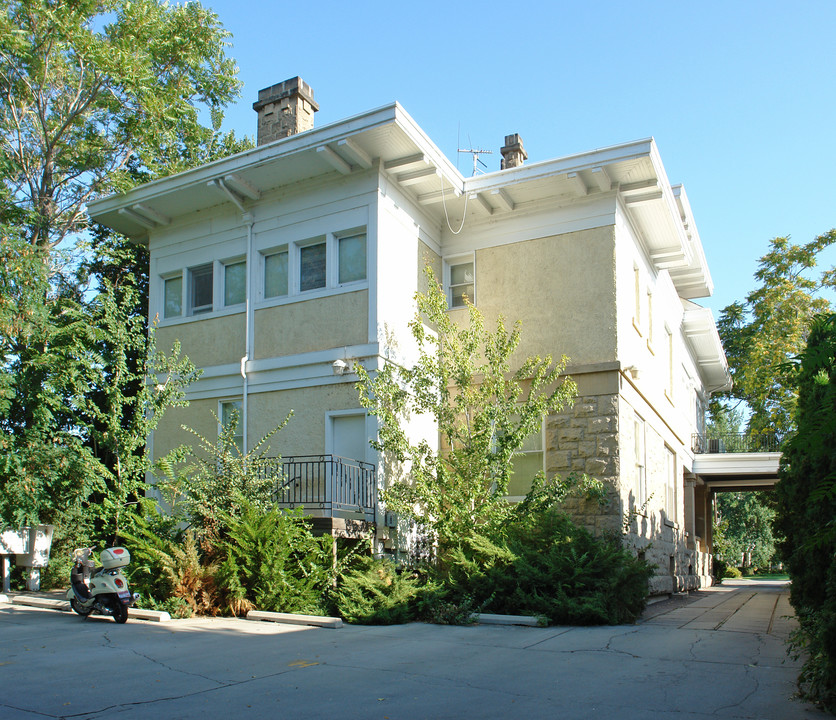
775,313,836,712
214,502,333,616
332,555,424,624
443,509,653,625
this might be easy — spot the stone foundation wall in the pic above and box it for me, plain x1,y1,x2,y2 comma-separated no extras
547,389,707,596
545,392,621,535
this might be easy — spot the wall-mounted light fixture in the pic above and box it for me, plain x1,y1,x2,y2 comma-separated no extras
332,358,349,376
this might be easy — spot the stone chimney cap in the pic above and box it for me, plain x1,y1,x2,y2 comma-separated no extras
253,76,319,113
500,133,527,169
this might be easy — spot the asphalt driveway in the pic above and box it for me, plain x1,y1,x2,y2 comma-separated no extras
0,579,826,719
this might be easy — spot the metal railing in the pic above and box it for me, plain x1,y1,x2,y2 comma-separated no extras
260,455,376,516
692,433,780,454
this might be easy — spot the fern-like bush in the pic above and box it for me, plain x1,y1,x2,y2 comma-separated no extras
121,514,219,617
332,555,424,624
443,509,653,625
215,502,333,616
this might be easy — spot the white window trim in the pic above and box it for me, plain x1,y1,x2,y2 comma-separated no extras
161,271,183,320
258,227,368,307
222,256,247,308
444,253,476,309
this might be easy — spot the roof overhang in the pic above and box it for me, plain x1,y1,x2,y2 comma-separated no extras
87,107,714,306
682,305,732,393
87,102,466,241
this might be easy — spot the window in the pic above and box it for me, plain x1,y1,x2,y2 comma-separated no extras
220,399,244,455
449,260,475,308
664,327,674,400
664,446,677,521
338,233,366,284
646,291,654,349
224,260,246,307
633,265,642,333
190,264,213,314
264,250,288,298
260,227,368,301
634,415,646,508
164,275,182,318
300,241,327,291
507,427,544,498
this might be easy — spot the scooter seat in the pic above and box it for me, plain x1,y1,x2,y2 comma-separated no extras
70,565,92,600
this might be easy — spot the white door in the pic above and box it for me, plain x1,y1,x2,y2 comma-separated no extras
330,413,367,463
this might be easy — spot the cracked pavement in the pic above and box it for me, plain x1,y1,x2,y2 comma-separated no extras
0,579,827,719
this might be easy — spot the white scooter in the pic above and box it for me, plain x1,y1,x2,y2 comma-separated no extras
67,547,135,623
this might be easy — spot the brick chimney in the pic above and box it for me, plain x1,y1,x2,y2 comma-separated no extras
500,133,527,169
253,77,319,146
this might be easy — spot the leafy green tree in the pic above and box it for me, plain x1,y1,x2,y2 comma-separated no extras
774,313,836,711
356,269,580,558
717,231,835,438
0,0,249,537
713,492,776,569
0,0,243,252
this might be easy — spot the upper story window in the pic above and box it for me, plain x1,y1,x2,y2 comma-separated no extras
190,264,213,315
338,233,366,284
164,275,182,319
264,249,289,298
160,258,246,321
300,240,327,291
447,258,475,308
224,260,246,307
261,229,367,302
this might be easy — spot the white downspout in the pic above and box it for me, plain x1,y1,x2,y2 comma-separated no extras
242,212,254,455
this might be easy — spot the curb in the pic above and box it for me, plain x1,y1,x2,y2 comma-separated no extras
8,595,170,622
247,610,343,628
472,613,543,627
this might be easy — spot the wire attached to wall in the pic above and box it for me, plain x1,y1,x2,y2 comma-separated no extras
440,173,469,235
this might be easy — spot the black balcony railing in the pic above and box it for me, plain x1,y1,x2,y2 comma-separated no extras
259,455,376,517
692,433,780,454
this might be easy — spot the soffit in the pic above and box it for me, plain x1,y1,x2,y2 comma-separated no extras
682,306,732,392
87,109,713,306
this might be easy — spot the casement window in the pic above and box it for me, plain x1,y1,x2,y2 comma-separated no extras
664,326,674,401
161,259,247,320
299,240,327,291
664,446,677,521
448,259,475,308
220,399,244,456
264,249,289,298
634,415,647,508
261,229,367,301
633,264,642,334
163,275,183,319
190,264,213,315
338,233,366,284
223,260,246,307
507,427,545,499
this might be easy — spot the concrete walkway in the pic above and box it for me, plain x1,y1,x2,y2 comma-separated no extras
0,579,826,719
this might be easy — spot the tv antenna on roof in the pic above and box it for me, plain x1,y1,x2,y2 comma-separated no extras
457,146,493,177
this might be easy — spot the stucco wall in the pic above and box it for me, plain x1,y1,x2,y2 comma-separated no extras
459,226,617,368
253,291,368,359
156,312,245,369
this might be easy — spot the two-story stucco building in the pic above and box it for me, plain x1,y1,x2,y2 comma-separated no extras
88,77,731,595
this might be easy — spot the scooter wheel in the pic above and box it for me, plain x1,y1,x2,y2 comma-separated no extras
70,598,92,617
112,601,128,624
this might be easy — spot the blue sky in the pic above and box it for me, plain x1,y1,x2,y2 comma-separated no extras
203,0,835,317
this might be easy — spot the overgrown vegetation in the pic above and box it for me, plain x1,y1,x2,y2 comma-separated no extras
356,268,581,558
775,313,836,712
